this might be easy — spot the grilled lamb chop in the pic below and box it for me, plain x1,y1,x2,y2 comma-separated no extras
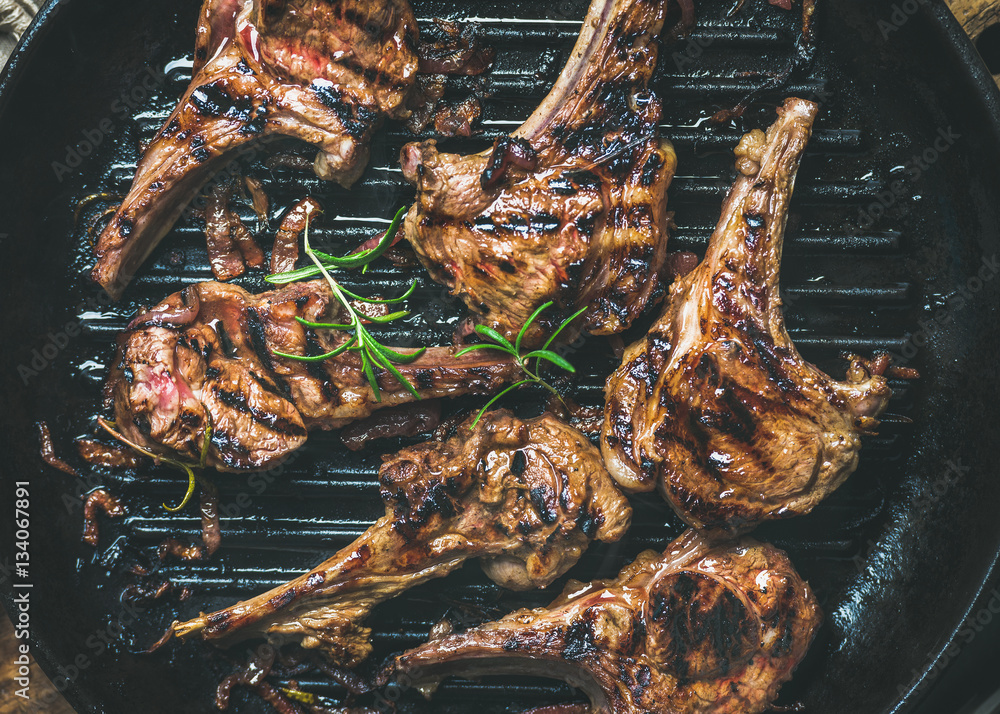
168,410,632,666
107,281,520,471
398,0,679,347
602,98,898,534
385,529,821,714
91,0,420,298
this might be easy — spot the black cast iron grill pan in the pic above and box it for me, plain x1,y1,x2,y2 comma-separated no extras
1,1,999,712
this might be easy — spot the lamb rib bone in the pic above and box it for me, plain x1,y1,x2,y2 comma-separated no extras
166,410,632,667
602,97,902,534
384,529,822,714
91,0,420,298
399,0,678,347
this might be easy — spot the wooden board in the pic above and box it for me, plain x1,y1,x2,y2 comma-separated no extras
947,0,1000,85
0,1,996,711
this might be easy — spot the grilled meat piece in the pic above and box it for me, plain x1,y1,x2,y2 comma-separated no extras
385,529,821,714
91,0,420,298
107,281,520,471
399,0,678,347
169,411,632,666
602,98,896,534
204,177,265,280
270,197,323,274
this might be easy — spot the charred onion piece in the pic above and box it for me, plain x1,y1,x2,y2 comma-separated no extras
603,99,914,534
433,96,483,138
39,421,78,476
384,530,821,714
200,481,222,557
271,198,324,274
168,411,631,666
417,19,496,76
82,489,126,547
480,137,539,191
158,538,205,562
339,401,441,451
205,178,256,281
76,438,145,469
244,176,270,226
711,0,815,123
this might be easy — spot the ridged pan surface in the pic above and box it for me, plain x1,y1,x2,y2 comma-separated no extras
1,0,999,712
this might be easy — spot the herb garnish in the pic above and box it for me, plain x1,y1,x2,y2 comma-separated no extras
456,302,586,428
265,205,425,401
97,416,211,512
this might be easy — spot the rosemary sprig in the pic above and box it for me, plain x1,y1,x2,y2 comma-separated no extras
456,302,587,429
97,417,211,512
265,205,425,401
266,205,407,283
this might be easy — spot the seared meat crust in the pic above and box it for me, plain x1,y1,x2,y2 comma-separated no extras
169,410,632,665
92,0,420,297
400,0,678,346
387,530,821,714
108,281,519,471
602,98,894,533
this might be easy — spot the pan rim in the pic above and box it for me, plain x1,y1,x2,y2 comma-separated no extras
0,1,998,713
887,10,1000,714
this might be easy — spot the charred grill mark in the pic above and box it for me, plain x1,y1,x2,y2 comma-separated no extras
744,320,798,395
311,83,378,138
414,369,435,390
191,141,210,164
471,215,496,234
214,322,239,359
576,508,604,538
641,151,663,186
575,212,598,238
743,212,766,251
393,477,462,531
299,332,338,400
117,216,133,238
190,81,256,122
336,4,404,49
251,370,292,400
529,484,559,524
563,615,598,661
238,104,268,136
245,308,275,372
330,54,412,95
214,385,306,437
207,610,232,633
531,212,562,234
647,571,759,681
269,588,296,609
547,175,578,196
565,170,601,190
